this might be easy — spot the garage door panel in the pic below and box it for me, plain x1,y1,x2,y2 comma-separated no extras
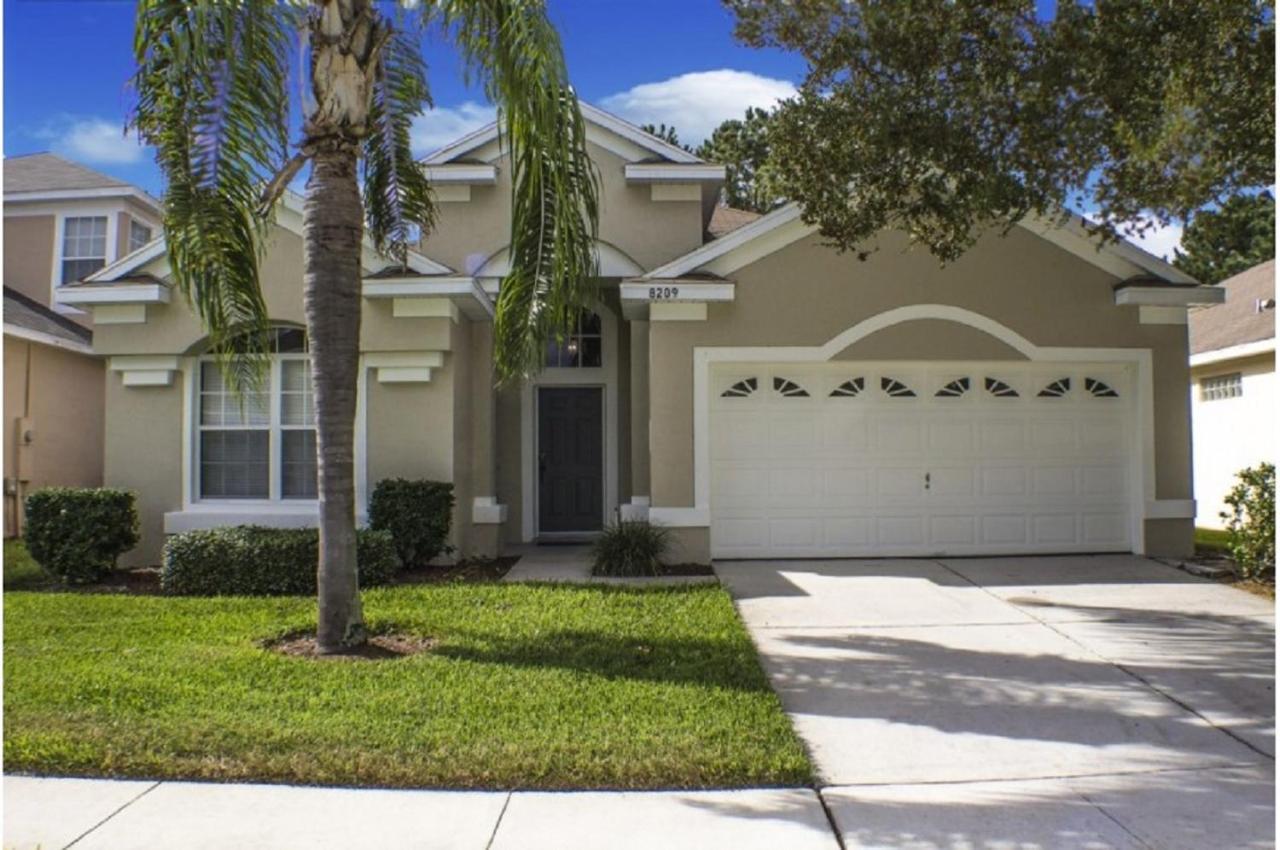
710,361,1135,558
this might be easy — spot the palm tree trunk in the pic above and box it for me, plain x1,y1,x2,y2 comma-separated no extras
304,147,365,653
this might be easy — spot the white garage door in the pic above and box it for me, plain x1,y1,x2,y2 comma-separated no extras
710,362,1136,558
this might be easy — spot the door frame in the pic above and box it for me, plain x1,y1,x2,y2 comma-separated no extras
533,385,607,538
519,301,619,541
653,304,1165,555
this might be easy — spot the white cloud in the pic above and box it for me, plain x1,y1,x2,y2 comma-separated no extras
1125,220,1184,261
411,102,495,157
34,116,145,165
601,69,797,145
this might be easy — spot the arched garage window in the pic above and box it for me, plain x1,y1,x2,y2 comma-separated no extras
197,327,316,500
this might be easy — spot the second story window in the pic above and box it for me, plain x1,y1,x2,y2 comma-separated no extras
128,219,152,253
545,310,603,368
61,215,108,284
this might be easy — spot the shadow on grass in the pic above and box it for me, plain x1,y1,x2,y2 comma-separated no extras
435,628,773,692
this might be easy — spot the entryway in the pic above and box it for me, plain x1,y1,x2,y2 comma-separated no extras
537,386,604,535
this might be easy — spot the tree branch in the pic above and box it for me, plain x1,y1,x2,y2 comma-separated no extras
259,149,312,212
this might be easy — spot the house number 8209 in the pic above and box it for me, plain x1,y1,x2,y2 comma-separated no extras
648,286,680,300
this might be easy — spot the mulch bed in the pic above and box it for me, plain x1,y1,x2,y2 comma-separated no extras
392,556,518,584
262,631,437,661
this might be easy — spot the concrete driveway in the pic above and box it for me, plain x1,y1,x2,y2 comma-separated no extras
717,555,1276,849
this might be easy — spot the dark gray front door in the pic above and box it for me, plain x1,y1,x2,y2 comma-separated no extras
538,387,603,533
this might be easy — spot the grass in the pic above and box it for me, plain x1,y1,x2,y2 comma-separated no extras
1194,527,1233,557
3,578,812,790
3,538,52,590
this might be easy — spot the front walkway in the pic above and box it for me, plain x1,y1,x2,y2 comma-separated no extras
2,777,838,850
717,554,1276,849
501,544,715,585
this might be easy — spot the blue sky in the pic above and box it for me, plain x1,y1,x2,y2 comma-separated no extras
2,0,1185,257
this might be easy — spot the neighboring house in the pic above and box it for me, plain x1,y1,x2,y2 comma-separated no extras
2,154,163,535
60,104,1223,566
1188,260,1276,529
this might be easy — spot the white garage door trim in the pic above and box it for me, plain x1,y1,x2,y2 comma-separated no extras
673,305,1157,554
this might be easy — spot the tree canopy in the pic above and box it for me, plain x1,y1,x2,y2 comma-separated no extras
694,107,779,214
725,0,1274,261
1175,193,1276,284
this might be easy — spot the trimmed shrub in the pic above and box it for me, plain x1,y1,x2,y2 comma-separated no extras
24,488,139,585
591,520,671,577
161,526,398,596
368,478,454,568
1221,462,1276,581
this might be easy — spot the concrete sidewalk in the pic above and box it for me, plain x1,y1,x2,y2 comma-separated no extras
502,544,716,585
2,776,839,850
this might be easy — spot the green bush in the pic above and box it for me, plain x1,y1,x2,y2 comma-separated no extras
591,520,671,577
368,478,454,568
1221,462,1276,581
24,488,139,584
161,526,398,596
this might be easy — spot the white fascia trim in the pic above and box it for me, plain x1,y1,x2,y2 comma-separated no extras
1190,338,1276,368
85,236,167,282
623,164,726,183
56,283,170,306
643,203,807,280
362,276,494,318
164,504,331,533
5,185,162,212
424,164,497,184
3,323,94,355
1019,213,1198,285
422,102,703,166
1115,285,1225,307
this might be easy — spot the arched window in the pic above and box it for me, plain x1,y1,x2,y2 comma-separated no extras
197,327,316,500
545,310,603,368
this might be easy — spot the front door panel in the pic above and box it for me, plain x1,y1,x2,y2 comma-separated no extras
538,387,604,533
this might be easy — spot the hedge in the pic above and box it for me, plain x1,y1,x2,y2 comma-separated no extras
368,479,454,568
24,488,139,584
161,526,398,596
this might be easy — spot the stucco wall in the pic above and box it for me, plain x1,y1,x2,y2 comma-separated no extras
2,336,105,536
648,226,1195,558
106,370,183,566
418,142,704,274
1190,352,1276,528
2,214,55,306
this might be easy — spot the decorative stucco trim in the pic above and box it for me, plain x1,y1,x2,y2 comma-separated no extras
472,496,508,525
109,355,179,387
687,304,1158,554
56,283,170,305
365,351,445,383
363,277,493,319
1146,499,1196,520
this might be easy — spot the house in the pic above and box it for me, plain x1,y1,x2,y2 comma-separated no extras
3,154,163,535
58,104,1225,566
1188,260,1276,529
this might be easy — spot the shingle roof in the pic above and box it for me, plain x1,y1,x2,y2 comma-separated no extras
1188,260,1276,355
3,152,130,194
2,286,93,348
707,205,762,240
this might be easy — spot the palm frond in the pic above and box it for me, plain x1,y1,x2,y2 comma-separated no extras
131,0,295,391
433,0,600,381
363,24,436,265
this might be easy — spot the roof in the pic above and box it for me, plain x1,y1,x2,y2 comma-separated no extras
707,206,762,240
1188,260,1276,356
4,152,130,194
3,286,93,349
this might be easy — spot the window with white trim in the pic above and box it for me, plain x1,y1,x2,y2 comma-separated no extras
128,219,152,253
1200,372,1243,401
60,216,108,284
544,310,603,368
197,329,315,500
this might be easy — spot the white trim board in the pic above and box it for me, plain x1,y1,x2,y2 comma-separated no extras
1190,338,1276,368
669,304,1160,555
422,101,704,166
2,323,94,355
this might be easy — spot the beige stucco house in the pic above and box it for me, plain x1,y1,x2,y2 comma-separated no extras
3,154,162,535
58,104,1224,566
1188,260,1276,529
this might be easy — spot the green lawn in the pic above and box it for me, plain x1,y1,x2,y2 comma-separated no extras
3,538,52,590
3,580,812,790
1195,526,1233,556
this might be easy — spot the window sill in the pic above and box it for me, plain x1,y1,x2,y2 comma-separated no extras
164,504,367,534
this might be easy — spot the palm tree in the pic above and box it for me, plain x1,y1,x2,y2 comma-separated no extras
132,0,599,653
